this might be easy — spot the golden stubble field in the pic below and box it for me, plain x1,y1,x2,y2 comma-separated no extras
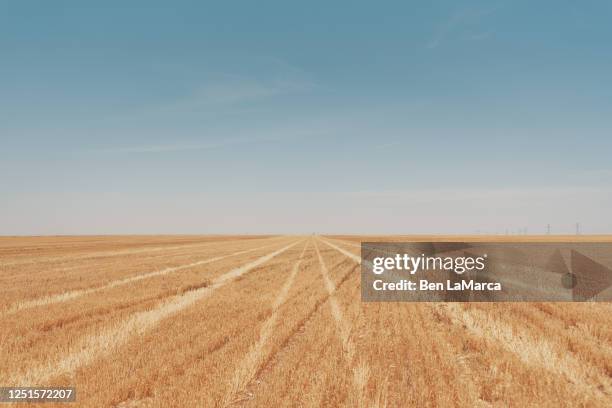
0,235,611,407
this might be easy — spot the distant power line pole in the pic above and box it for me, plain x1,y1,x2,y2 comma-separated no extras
576,222,581,235
546,224,551,235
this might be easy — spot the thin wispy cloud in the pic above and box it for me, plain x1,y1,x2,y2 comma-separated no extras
96,57,319,123
181,57,318,108
85,126,327,155
426,7,496,49
138,75,316,119
190,75,315,106
91,137,255,154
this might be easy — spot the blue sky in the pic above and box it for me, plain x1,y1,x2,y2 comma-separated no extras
1,1,612,234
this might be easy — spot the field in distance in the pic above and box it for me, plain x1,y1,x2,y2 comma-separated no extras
0,235,610,407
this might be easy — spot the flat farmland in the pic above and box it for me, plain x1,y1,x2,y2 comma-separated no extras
0,235,611,407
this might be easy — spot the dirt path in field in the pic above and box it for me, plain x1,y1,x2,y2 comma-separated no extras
3,241,300,387
3,242,276,316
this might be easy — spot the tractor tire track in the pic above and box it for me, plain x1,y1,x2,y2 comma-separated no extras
2,241,300,387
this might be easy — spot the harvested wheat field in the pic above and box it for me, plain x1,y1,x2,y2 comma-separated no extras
0,235,611,407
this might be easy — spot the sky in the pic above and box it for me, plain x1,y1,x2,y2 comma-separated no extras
1,0,612,235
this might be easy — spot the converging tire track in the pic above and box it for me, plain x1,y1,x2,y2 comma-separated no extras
320,237,475,406
442,303,612,402
323,237,612,403
2,241,300,387
0,237,281,267
70,242,313,407
2,242,277,316
1,241,299,376
223,241,310,406
314,240,371,408
319,238,361,264
3,235,611,407
241,251,360,407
